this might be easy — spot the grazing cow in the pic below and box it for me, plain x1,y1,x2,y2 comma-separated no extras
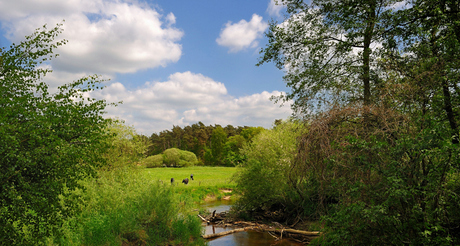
171,178,174,184
190,174,194,180
182,178,189,185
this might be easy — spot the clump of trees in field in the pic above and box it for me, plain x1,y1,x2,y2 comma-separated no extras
148,123,265,166
235,0,460,244
142,148,199,167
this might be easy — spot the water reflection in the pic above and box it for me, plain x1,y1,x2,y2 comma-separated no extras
202,200,304,246
201,199,233,214
206,229,304,246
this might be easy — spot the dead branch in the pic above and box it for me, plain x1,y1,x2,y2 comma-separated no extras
202,227,255,239
203,225,321,240
197,214,210,224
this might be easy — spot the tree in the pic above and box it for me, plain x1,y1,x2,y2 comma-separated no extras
235,120,305,219
0,25,112,244
258,0,401,113
223,135,246,166
104,120,150,168
208,126,227,166
382,0,460,144
240,126,265,142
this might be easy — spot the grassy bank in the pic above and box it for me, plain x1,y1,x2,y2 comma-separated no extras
46,166,237,245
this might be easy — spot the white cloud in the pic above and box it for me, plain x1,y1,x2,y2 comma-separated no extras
216,14,268,53
267,0,285,17
87,71,292,135
1,0,183,74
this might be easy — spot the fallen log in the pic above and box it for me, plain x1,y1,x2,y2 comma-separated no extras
264,228,321,237
202,226,255,239
202,225,321,240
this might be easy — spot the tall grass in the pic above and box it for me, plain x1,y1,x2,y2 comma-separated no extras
49,167,204,246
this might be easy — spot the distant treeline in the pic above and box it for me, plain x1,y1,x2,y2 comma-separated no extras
146,121,270,166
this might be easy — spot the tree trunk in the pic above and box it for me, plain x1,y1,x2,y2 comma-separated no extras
363,0,377,106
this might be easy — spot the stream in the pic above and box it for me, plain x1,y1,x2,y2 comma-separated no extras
202,200,304,246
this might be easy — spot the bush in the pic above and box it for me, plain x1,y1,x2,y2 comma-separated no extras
142,154,164,168
297,106,460,245
163,148,181,166
179,151,198,167
234,120,305,220
145,148,198,168
103,120,150,168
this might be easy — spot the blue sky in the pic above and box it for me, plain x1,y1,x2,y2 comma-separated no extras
0,0,292,135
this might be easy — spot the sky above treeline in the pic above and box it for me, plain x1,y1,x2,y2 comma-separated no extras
0,0,293,136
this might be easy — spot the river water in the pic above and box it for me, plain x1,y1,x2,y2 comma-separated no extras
202,200,304,246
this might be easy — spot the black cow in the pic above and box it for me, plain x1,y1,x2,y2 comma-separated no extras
190,174,194,180
171,178,174,184
182,178,189,185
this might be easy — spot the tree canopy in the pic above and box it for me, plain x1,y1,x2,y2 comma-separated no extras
252,0,460,244
0,24,112,244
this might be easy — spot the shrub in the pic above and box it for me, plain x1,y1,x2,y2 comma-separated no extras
297,105,460,245
145,148,198,168
49,168,204,245
142,154,164,168
179,150,198,167
234,119,305,220
163,148,181,166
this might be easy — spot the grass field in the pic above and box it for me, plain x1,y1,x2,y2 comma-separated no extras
141,166,237,188
140,166,238,202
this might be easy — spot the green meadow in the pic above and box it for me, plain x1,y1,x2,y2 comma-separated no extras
141,166,237,188
141,166,238,203
46,166,237,245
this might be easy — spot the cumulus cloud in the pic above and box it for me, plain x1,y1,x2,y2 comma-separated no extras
267,0,285,17
87,71,292,135
216,14,268,53
0,0,183,75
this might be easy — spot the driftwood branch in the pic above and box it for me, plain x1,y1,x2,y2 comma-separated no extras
263,228,321,237
203,225,321,239
197,214,210,224
202,227,255,239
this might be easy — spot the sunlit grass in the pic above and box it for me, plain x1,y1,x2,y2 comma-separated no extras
48,167,205,246
141,166,238,203
141,166,237,189
46,166,237,245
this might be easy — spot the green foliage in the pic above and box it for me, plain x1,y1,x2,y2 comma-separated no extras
234,120,305,220
103,120,150,169
142,154,164,168
296,106,460,245
208,126,227,166
223,135,246,166
49,168,204,246
259,0,401,111
240,126,265,142
0,24,112,244
147,148,198,168
179,150,198,167
147,124,265,166
148,122,250,161
163,148,181,167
